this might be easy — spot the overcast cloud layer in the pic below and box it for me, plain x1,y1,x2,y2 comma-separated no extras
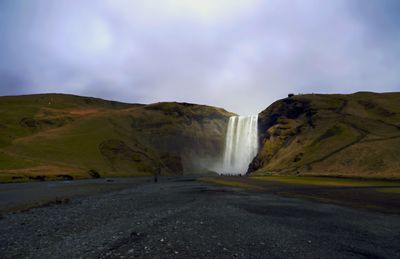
0,0,399,114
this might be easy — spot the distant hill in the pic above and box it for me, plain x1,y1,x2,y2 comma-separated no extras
2,92,399,182
0,94,233,182
248,92,400,179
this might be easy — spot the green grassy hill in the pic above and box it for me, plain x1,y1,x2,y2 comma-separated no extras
248,92,400,179
0,94,233,182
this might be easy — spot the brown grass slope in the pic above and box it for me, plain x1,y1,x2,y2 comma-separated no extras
248,92,400,179
0,94,233,182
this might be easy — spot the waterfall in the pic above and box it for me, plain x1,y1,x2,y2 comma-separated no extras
221,115,258,175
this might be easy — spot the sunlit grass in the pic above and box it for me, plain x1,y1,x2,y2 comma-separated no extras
198,177,262,190
251,175,400,187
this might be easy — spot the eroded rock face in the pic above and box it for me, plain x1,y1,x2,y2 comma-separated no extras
247,98,314,174
248,92,400,179
129,102,233,174
257,98,313,148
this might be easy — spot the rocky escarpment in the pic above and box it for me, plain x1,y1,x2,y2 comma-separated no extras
0,94,233,182
247,92,400,179
129,102,234,174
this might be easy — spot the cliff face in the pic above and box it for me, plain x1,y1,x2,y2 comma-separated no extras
0,94,233,182
248,92,400,179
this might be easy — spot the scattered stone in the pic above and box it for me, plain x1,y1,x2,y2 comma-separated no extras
130,231,145,241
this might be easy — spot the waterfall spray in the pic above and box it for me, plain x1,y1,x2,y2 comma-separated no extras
222,115,258,175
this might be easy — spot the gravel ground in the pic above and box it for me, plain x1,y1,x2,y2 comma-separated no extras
0,177,399,258
0,177,151,213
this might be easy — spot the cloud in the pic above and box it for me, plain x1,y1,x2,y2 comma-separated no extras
0,0,399,114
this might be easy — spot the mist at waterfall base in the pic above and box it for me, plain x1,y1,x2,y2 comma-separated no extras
219,115,259,175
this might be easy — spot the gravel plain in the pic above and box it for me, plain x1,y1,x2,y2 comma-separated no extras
1,177,399,258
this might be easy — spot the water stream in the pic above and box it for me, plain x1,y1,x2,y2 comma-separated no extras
221,115,258,175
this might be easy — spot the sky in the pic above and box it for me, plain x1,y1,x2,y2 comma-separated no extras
0,0,399,115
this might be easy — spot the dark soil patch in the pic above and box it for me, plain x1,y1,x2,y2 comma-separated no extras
28,175,46,181
280,187,400,214
209,176,400,214
57,174,74,180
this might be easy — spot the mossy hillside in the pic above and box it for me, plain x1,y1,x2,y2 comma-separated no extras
248,92,400,178
0,94,232,182
0,94,135,146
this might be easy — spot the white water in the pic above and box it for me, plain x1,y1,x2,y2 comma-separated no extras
221,115,258,175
